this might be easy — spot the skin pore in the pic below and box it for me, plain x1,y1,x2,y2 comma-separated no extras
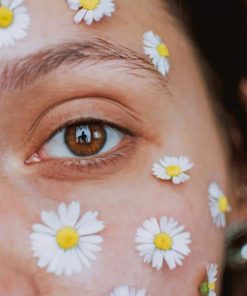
0,0,241,295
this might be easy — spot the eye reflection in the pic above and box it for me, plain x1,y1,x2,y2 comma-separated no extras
66,124,106,157
38,121,126,160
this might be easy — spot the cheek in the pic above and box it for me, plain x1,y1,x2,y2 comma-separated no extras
0,164,225,295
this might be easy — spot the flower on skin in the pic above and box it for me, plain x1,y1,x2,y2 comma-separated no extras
208,182,231,228
143,30,170,76
152,156,193,184
0,0,30,47
199,263,218,296
135,216,191,270
30,201,105,276
110,285,146,296
66,0,115,25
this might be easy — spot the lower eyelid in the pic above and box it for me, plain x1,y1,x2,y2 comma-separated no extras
27,136,139,182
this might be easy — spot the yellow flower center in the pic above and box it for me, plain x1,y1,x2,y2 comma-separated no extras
154,233,173,250
0,6,14,29
156,43,170,57
79,0,100,10
218,195,229,213
166,165,181,177
56,227,79,250
208,281,216,290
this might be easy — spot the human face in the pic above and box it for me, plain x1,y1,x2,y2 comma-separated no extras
0,0,236,295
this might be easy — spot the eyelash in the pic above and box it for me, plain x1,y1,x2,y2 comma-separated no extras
59,142,134,173
47,118,136,144
28,117,139,176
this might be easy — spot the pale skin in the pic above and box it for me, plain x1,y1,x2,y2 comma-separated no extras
0,0,245,295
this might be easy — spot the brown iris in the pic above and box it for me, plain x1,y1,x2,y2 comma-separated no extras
65,123,106,157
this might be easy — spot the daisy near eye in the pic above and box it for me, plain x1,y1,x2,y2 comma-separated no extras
0,0,30,48
199,263,218,296
66,0,115,25
152,156,193,184
143,30,170,76
30,201,105,276
135,216,191,271
110,285,146,296
208,182,231,228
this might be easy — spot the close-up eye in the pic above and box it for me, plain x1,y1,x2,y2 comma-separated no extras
38,121,127,159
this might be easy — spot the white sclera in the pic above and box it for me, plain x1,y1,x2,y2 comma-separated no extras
43,125,124,158
241,243,247,260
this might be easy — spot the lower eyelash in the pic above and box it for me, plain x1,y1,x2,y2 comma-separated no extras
61,143,134,173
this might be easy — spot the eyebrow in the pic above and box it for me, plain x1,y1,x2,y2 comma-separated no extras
0,38,166,95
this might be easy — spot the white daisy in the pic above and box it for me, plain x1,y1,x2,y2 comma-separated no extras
30,201,105,276
0,0,30,48
66,0,115,25
135,216,191,271
110,285,146,296
208,182,231,228
199,263,218,296
143,30,170,76
152,156,193,184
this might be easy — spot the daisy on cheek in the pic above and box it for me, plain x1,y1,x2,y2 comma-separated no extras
152,156,194,184
30,201,105,276
135,216,191,271
199,263,218,296
208,182,231,228
0,0,30,47
110,285,146,296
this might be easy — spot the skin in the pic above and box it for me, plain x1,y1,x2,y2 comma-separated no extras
0,0,245,295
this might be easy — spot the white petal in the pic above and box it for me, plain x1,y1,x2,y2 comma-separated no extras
58,203,69,226
152,249,163,270
67,201,80,226
152,162,170,180
142,217,160,235
74,9,87,24
41,211,61,230
209,182,223,199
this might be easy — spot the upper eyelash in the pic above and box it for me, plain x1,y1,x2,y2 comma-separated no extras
46,117,138,144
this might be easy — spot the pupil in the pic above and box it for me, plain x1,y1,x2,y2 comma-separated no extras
65,123,106,157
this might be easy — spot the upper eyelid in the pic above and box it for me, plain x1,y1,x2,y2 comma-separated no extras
25,96,143,144
48,117,138,144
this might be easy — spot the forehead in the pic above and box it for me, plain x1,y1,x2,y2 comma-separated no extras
0,0,177,59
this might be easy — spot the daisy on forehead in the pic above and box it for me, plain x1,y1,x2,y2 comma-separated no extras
30,201,105,277
66,0,115,26
143,30,170,76
152,156,194,185
208,182,231,228
110,285,146,296
0,0,30,48
135,216,191,271
199,263,218,296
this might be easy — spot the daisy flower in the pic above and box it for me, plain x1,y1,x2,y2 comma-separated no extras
0,0,30,48
135,216,191,271
199,263,218,296
208,182,231,228
152,156,193,184
66,0,115,26
110,285,146,296
30,201,105,276
143,30,170,76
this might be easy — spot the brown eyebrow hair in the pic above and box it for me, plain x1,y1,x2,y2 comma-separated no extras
0,38,166,96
